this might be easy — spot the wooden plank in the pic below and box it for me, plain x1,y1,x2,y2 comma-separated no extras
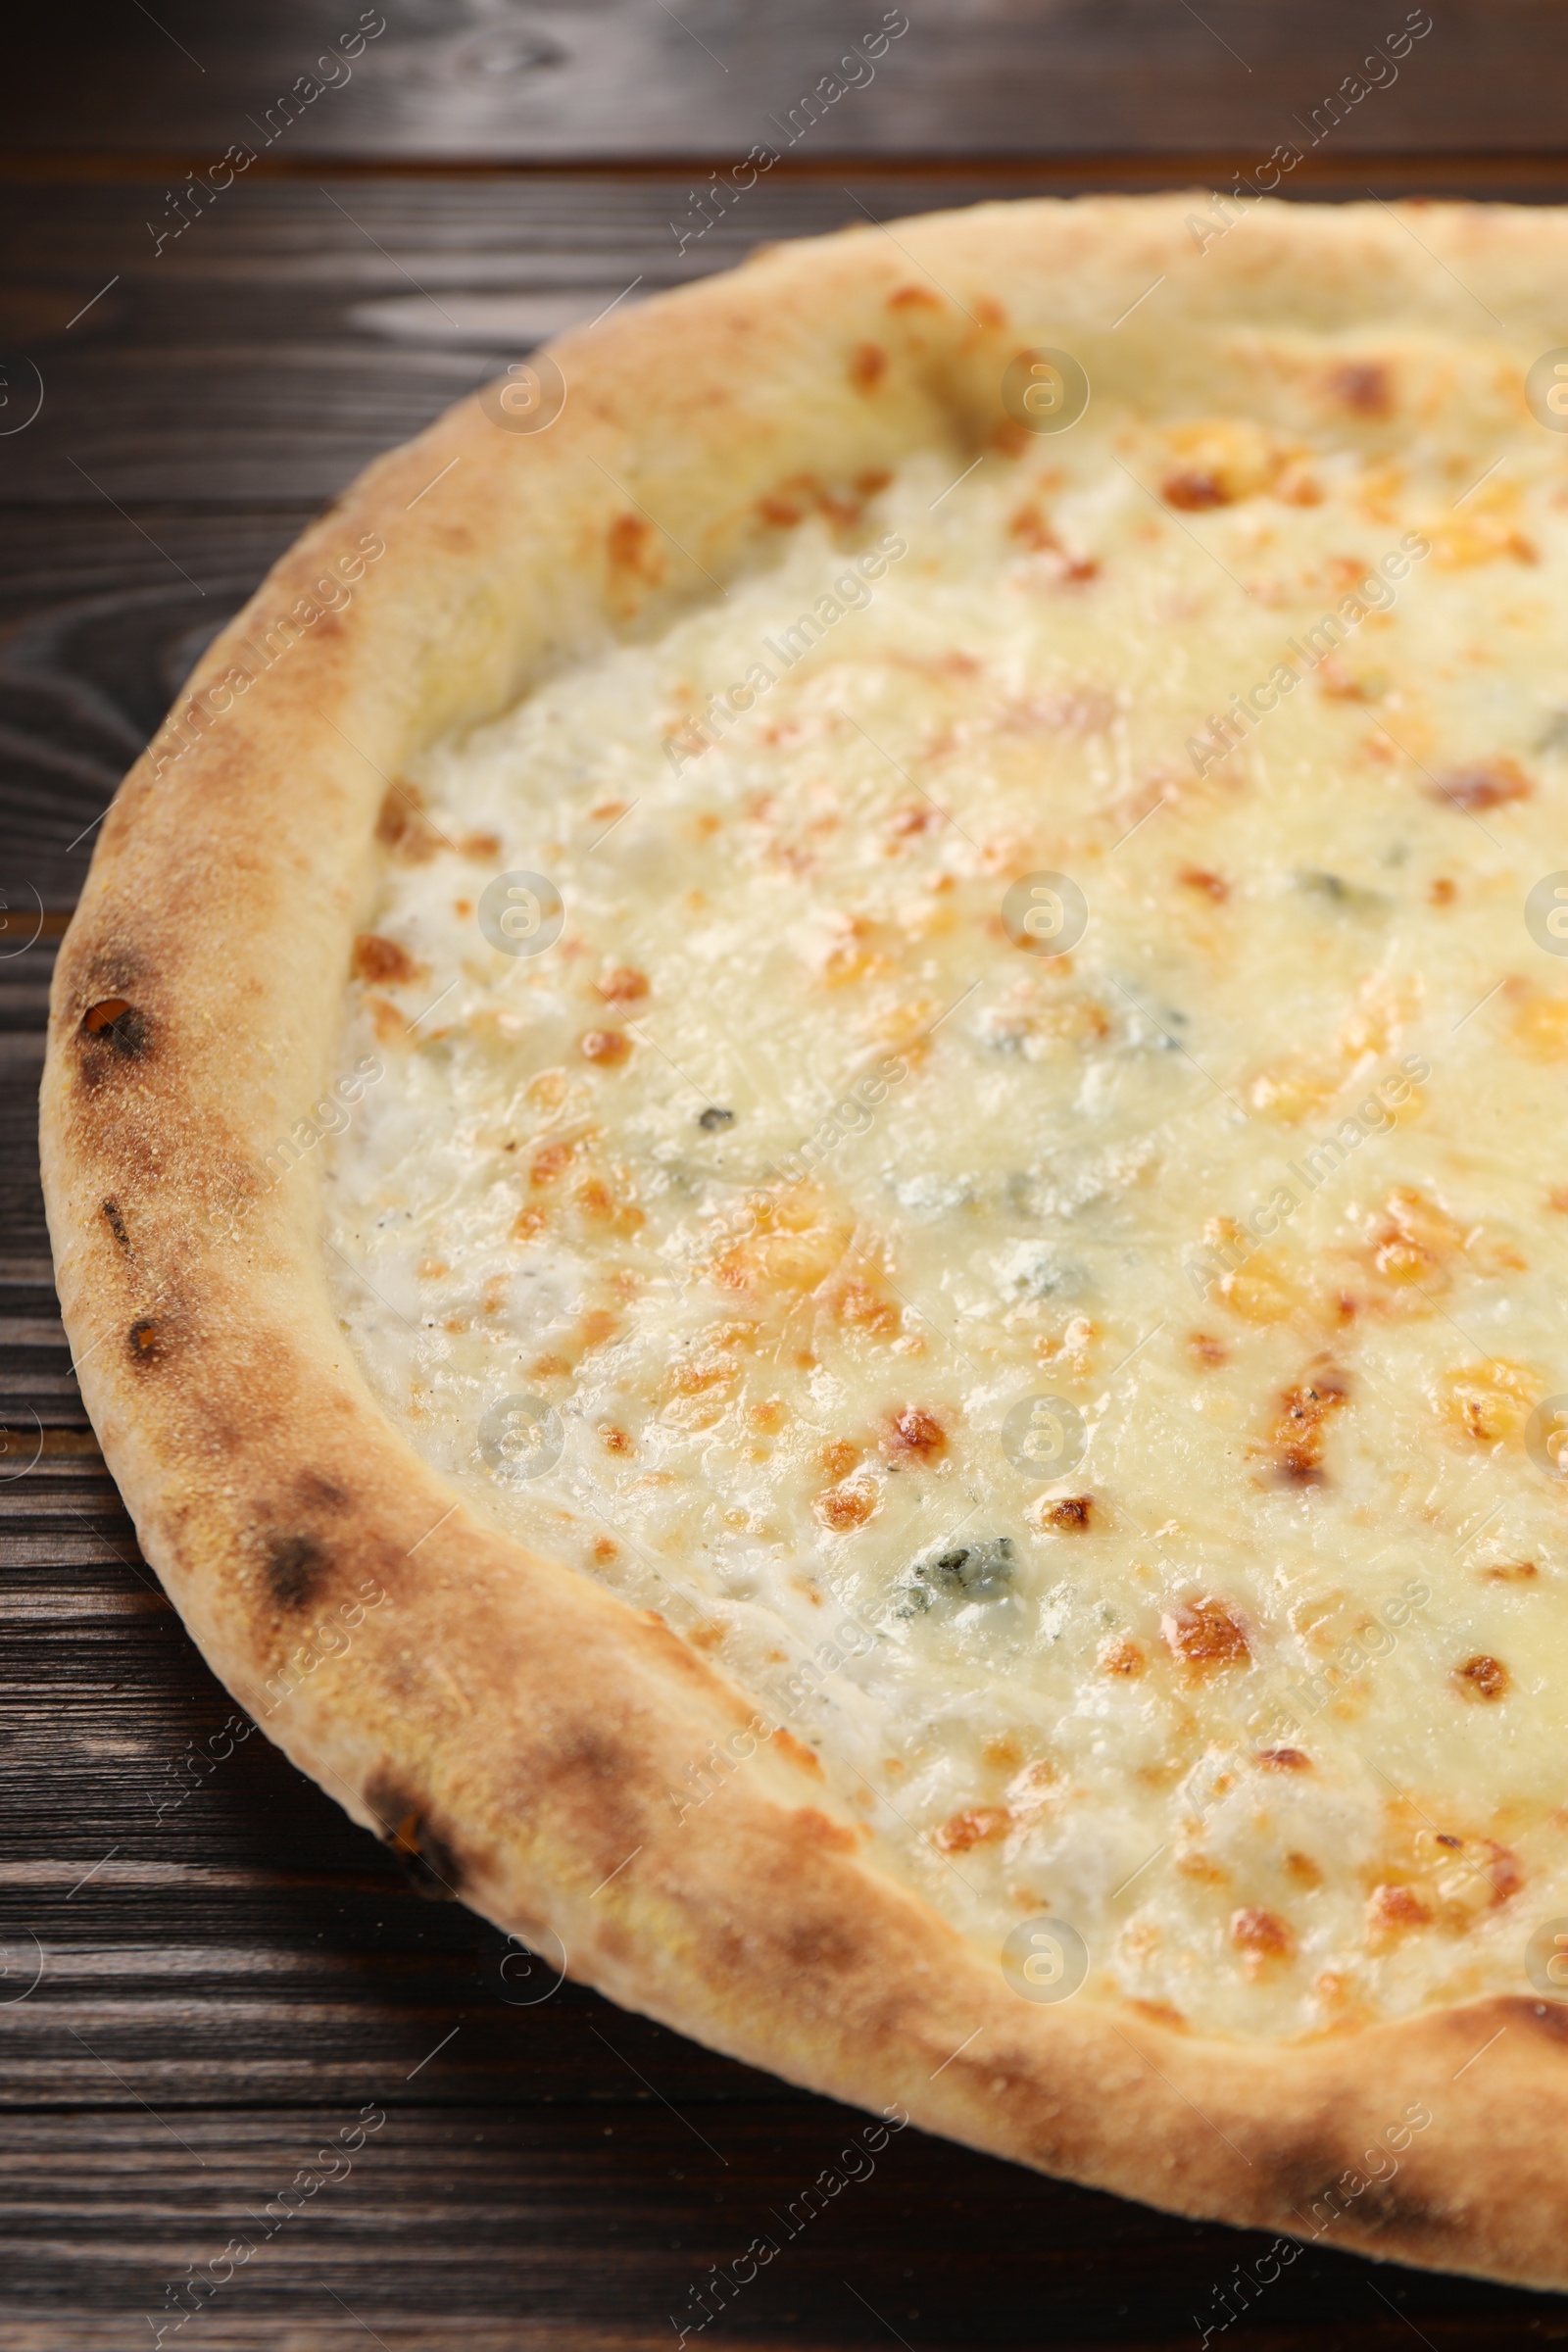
0,2104,1536,2351
8,165,1567,531
4,1,1568,163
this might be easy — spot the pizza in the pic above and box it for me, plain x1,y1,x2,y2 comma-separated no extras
41,193,1568,2289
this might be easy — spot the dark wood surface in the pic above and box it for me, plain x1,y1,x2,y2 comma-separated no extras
5,8,1568,2345
7,0,1568,163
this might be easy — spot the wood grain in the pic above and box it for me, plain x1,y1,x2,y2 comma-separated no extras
5,0,1568,163
4,52,1568,2340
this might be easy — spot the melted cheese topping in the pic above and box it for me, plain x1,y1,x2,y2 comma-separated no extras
326,384,1568,2040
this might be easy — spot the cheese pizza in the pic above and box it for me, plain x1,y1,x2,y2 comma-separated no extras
42,195,1568,2286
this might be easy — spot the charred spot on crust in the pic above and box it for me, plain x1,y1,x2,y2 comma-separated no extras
101,1198,131,1253
126,1316,163,1365
1344,2179,1445,2247
366,1773,464,1900
82,997,137,1039
390,1809,463,1898
551,1729,637,1792
777,1907,864,1976
1275,2150,1438,2247
293,1471,351,1517
264,1532,328,1612
531,1729,648,1868
78,999,151,1067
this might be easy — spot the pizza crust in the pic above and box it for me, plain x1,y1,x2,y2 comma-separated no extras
40,193,1568,2288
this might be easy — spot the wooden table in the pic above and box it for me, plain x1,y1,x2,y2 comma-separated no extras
4,7,1568,2343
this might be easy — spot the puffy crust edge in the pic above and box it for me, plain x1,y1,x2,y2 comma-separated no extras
39,194,1568,2289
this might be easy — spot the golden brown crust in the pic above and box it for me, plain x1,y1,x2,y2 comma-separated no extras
40,194,1568,2288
